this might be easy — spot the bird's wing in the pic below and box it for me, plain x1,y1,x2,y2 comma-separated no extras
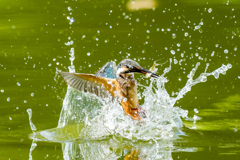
60,72,120,99
95,61,117,79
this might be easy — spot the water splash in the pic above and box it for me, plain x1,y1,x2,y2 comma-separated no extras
28,61,232,142
28,141,37,160
27,109,37,132
172,62,232,104
28,61,232,159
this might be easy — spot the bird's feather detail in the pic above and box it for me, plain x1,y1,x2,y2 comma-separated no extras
60,72,120,99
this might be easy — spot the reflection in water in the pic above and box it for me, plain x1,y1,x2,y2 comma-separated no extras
60,139,175,160
124,149,140,160
28,59,231,159
28,136,197,159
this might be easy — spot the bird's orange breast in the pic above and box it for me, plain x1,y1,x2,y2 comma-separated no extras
117,77,141,120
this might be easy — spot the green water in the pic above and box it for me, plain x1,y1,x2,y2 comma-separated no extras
1,0,240,159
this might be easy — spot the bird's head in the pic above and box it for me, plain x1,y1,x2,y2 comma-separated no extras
117,59,159,78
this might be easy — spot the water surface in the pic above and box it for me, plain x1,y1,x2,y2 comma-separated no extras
0,0,240,159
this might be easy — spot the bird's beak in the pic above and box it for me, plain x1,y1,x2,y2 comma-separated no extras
131,67,159,78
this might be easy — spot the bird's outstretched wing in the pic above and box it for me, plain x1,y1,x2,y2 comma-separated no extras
60,72,120,99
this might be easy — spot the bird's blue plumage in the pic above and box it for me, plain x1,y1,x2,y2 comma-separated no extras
95,61,117,79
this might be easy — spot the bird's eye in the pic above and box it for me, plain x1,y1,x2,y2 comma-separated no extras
126,65,133,69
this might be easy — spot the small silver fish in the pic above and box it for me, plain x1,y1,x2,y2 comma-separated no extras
146,60,166,78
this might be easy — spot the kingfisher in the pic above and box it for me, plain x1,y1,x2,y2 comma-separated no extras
60,59,159,120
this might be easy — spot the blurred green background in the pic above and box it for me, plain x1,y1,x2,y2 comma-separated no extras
0,0,239,159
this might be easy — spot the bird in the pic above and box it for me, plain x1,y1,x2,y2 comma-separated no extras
60,59,159,120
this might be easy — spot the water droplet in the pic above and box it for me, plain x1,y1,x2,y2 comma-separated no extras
224,49,228,54
195,25,200,30
227,64,232,68
172,33,176,39
170,50,175,55
123,98,127,102
208,8,212,13
67,6,72,11
211,51,215,57
174,59,178,64
194,108,199,113
64,40,73,46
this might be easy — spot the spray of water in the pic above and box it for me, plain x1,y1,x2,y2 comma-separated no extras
28,60,232,142
27,109,37,132
27,61,232,160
